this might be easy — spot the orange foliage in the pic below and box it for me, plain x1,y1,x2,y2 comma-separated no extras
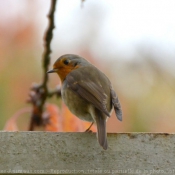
4,107,31,131
44,104,62,131
4,103,96,132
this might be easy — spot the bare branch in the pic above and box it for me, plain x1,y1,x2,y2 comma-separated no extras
28,0,58,131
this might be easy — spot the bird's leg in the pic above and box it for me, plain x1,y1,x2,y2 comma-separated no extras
85,122,94,132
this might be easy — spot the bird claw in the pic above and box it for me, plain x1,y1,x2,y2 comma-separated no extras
85,129,93,133
84,122,94,132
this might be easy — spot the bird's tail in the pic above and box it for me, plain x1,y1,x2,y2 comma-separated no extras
95,109,108,150
110,85,122,121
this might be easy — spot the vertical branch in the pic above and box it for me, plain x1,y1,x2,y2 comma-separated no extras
28,0,57,131
40,0,57,109
42,0,57,88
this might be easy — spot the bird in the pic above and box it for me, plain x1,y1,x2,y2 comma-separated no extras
47,54,122,150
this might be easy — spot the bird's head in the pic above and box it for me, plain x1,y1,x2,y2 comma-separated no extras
47,54,90,82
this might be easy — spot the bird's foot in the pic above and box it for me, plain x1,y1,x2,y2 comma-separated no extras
84,122,94,132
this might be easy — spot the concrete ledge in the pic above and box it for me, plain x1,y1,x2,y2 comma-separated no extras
0,132,174,174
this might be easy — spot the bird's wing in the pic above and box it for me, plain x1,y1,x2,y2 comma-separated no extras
66,74,110,117
110,84,122,121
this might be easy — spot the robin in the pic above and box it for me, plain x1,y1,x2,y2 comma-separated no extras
47,54,122,150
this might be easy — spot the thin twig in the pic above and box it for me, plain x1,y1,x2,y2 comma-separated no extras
28,0,58,131
42,0,57,88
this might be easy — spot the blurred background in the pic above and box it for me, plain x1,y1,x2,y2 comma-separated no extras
0,0,175,132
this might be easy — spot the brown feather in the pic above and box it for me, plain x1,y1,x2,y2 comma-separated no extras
66,72,110,116
94,108,108,150
110,85,122,121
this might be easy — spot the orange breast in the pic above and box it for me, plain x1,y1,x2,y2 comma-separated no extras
57,67,72,82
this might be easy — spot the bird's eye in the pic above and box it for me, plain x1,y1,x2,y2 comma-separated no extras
63,59,69,65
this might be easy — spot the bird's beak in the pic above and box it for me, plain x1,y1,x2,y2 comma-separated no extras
47,69,57,73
